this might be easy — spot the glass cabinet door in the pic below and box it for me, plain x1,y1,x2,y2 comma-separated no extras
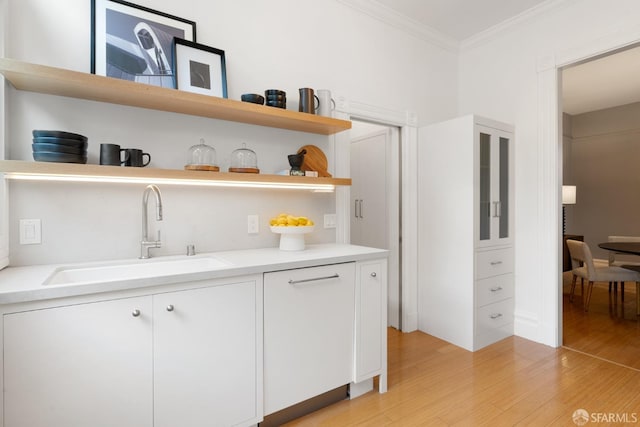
477,125,512,247
479,133,491,242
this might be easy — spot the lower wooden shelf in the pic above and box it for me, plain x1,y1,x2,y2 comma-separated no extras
0,160,351,189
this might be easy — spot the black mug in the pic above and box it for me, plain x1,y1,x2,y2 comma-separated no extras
124,149,151,167
100,143,129,166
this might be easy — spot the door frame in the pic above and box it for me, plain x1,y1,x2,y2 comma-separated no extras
332,97,418,332
537,27,640,347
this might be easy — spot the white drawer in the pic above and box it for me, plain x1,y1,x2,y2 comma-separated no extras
475,274,514,307
475,298,514,332
475,248,513,279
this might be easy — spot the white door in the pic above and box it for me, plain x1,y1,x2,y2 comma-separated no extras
153,280,259,427
350,126,400,329
3,297,153,427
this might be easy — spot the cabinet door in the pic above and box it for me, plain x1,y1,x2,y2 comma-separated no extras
3,297,153,427
153,279,259,427
476,125,513,247
354,260,387,385
264,263,355,415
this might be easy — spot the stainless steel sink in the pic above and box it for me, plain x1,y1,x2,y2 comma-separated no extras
44,255,230,286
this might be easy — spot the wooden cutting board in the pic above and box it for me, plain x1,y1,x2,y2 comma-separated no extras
298,145,332,177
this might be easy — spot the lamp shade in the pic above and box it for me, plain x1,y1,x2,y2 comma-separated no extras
562,185,577,205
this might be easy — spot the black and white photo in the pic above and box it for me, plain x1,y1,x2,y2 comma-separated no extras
173,38,228,98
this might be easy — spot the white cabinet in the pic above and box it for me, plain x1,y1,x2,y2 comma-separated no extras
417,115,514,351
263,263,356,415
4,297,153,427
2,277,262,427
153,281,260,427
353,260,387,390
475,124,514,248
350,131,388,249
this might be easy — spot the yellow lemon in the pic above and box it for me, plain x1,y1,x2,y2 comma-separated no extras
297,217,308,226
287,217,299,226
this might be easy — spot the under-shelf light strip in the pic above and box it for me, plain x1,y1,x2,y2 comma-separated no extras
4,173,335,191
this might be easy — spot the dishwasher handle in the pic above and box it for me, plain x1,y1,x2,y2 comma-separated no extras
288,273,340,285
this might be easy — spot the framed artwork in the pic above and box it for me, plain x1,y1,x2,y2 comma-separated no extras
173,38,228,98
91,0,196,88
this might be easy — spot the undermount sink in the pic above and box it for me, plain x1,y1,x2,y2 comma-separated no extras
43,255,231,286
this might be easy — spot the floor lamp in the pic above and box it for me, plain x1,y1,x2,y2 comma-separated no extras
562,185,577,234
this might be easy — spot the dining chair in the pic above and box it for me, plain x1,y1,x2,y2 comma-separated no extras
566,239,640,312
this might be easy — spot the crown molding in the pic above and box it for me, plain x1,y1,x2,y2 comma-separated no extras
336,0,459,53
461,0,573,51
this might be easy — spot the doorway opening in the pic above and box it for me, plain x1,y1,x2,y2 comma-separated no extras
349,119,402,330
558,44,640,369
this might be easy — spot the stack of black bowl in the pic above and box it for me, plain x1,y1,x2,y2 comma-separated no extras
32,130,88,164
264,89,286,108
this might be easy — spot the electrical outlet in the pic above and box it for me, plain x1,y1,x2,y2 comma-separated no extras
324,214,336,229
20,219,42,244
247,215,259,234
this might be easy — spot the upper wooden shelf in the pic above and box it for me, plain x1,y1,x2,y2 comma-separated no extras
0,58,351,135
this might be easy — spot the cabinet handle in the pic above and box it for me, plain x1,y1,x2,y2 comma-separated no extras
166,305,174,312
355,199,359,218
288,273,340,285
490,261,503,266
370,272,377,278
493,201,501,218
359,199,364,219
132,309,141,317
490,286,503,292
490,313,503,319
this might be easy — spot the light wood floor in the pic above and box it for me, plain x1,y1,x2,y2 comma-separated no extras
283,279,640,426
562,271,640,370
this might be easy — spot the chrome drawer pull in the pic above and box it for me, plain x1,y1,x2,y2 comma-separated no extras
370,272,377,278
490,313,503,319
288,274,340,285
490,286,503,292
132,309,141,317
490,261,503,266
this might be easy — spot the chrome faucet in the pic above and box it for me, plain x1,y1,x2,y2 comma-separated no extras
140,184,163,259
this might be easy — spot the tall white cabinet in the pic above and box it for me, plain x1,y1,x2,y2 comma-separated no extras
417,115,514,351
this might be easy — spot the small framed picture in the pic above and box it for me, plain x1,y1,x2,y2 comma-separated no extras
91,0,196,88
173,38,228,98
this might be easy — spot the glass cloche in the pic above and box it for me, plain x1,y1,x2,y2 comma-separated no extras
229,143,259,173
185,138,219,171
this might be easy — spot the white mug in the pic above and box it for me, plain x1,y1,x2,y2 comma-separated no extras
316,89,335,117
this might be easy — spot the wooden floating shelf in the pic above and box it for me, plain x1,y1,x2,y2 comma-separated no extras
0,58,352,135
0,160,351,189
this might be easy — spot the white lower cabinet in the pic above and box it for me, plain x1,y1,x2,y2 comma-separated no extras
4,296,154,427
263,262,356,415
2,276,262,427
353,260,387,388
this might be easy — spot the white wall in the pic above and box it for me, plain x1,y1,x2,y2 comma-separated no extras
3,0,457,265
458,0,640,346
566,102,640,260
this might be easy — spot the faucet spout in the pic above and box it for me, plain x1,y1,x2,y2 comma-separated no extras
140,184,163,259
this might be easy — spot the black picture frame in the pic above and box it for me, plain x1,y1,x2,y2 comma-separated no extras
173,38,228,98
91,0,196,88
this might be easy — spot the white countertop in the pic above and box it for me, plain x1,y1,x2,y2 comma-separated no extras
0,244,388,305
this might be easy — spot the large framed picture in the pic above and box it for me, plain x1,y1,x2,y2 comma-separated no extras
91,0,196,88
173,39,228,98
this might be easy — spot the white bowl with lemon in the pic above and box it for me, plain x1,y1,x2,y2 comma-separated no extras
269,214,315,251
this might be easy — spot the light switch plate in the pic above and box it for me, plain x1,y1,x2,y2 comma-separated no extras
247,215,259,234
20,219,42,244
324,214,336,229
